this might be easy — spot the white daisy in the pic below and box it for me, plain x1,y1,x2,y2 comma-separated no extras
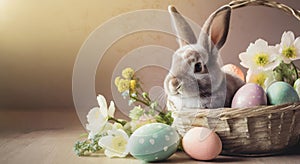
279,31,300,63
239,39,280,71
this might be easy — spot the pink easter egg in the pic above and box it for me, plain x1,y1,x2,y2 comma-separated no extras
182,127,222,161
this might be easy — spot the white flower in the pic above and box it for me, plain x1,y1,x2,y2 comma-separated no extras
86,95,116,139
246,69,275,89
98,129,129,158
239,39,280,71
97,94,116,118
278,31,300,63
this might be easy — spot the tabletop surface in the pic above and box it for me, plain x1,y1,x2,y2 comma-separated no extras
0,109,299,164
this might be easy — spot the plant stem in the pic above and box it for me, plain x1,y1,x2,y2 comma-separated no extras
292,62,299,79
108,117,127,126
130,95,150,106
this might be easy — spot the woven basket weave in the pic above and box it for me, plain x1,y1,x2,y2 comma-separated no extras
169,0,300,156
170,101,300,156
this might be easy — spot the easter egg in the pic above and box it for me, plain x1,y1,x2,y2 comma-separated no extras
231,83,267,108
267,81,300,105
294,79,300,97
221,64,245,81
182,127,222,161
127,123,180,162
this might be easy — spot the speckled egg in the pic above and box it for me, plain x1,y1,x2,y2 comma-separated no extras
294,79,300,97
232,83,267,108
127,123,180,162
267,81,300,105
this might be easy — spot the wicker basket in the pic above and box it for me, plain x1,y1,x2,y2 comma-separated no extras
170,101,300,156
169,0,300,156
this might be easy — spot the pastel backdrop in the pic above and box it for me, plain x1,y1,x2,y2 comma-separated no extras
0,0,299,115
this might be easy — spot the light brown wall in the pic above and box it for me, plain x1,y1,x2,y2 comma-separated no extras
0,0,299,110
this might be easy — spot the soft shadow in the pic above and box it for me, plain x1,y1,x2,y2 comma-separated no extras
151,153,247,163
211,156,248,163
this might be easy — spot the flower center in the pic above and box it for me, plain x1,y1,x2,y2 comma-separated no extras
282,46,296,58
254,53,269,67
111,136,127,152
253,73,267,87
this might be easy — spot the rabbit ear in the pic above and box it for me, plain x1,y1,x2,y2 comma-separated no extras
168,5,197,48
198,5,231,50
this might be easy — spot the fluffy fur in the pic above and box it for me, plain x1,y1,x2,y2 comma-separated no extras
164,5,244,109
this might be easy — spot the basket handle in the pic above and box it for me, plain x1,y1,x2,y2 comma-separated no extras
228,0,300,21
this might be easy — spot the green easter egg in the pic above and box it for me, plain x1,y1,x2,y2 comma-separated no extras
267,81,300,105
294,79,300,97
128,123,180,162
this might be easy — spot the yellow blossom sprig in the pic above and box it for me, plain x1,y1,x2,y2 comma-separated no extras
115,68,152,107
114,67,173,125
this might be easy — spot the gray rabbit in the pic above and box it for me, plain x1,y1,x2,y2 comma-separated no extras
164,5,244,110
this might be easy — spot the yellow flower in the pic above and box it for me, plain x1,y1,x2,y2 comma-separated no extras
117,79,130,93
130,80,136,93
115,76,121,86
122,68,134,79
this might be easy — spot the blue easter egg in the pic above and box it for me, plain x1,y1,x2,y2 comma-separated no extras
127,123,180,162
267,81,300,105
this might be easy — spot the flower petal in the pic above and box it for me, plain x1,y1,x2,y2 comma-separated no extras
282,57,292,64
246,69,255,83
294,37,300,59
97,95,108,117
86,107,100,123
86,120,106,132
104,149,127,158
108,101,116,117
294,37,300,48
98,135,113,148
116,129,129,140
239,52,252,69
281,31,294,47
88,131,97,139
99,129,129,158
263,60,281,71
254,39,268,51
264,75,276,89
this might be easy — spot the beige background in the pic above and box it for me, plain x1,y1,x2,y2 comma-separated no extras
0,0,299,111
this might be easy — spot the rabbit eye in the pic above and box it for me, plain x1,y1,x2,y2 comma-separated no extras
194,62,202,73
